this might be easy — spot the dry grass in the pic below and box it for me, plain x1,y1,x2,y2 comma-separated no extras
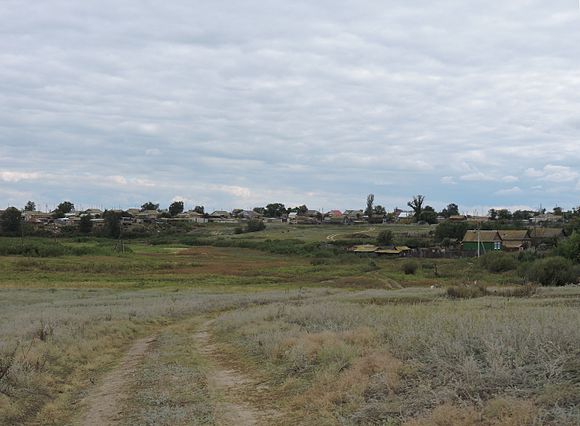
0,287,317,424
214,293,580,425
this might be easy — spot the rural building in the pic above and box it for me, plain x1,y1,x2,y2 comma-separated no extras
497,230,531,251
462,230,502,252
529,228,566,247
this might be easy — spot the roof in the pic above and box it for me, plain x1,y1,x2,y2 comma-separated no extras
375,248,401,254
462,230,501,243
351,244,379,253
503,241,525,249
530,228,565,239
498,230,530,241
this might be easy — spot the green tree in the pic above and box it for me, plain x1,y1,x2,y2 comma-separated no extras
407,195,425,220
435,221,469,242
53,201,74,218
265,203,286,218
488,209,498,220
365,194,374,222
24,201,36,212
103,210,122,238
373,205,386,217
253,207,266,215
1,207,22,235
418,206,438,224
440,203,459,218
79,214,93,234
193,205,205,215
497,209,512,221
288,205,308,214
168,201,184,217
141,202,159,212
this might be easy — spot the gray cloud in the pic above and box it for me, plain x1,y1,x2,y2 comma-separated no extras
1,0,580,211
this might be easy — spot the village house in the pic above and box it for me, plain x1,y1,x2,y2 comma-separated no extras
323,210,345,224
529,228,566,248
498,230,531,251
462,229,531,253
462,230,503,253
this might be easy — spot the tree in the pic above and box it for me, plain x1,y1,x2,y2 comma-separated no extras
365,194,374,222
265,203,286,218
553,206,563,216
377,229,394,245
513,210,533,221
407,195,425,220
103,210,122,238
79,214,93,234
488,209,498,220
1,207,22,235
288,205,308,214
497,209,512,221
373,205,386,217
193,205,205,215
24,201,36,212
52,201,74,218
253,207,266,215
141,202,159,212
168,201,184,217
418,206,438,224
440,203,459,218
435,221,469,242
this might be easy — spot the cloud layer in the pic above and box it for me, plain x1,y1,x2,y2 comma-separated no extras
1,0,579,212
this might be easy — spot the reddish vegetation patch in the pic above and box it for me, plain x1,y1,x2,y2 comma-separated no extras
156,246,303,276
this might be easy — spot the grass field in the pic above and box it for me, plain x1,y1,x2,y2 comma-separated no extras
0,228,578,425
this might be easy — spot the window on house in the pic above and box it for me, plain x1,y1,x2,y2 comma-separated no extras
494,241,501,250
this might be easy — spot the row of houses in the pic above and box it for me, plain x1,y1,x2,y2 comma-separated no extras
350,228,567,259
461,228,566,253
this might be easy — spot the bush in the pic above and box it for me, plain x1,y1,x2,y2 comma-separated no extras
523,256,578,286
401,260,418,275
245,219,266,233
555,231,580,262
479,251,518,273
376,230,394,245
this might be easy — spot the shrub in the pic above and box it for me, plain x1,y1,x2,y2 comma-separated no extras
523,256,578,286
555,231,580,262
401,260,418,275
479,251,518,273
376,230,394,245
245,219,266,233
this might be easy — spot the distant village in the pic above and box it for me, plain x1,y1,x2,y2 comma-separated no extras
1,198,577,257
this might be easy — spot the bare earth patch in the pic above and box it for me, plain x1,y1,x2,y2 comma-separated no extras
80,336,157,426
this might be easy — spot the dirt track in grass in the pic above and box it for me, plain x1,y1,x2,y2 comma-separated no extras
194,320,279,425
81,336,157,426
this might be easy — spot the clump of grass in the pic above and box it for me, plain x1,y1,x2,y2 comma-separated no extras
446,284,488,299
491,285,538,298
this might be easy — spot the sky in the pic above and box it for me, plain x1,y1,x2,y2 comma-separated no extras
1,0,580,214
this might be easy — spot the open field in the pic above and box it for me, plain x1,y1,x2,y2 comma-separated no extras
0,230,579,425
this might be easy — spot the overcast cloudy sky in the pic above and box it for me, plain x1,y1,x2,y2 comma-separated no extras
1,0,580,213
